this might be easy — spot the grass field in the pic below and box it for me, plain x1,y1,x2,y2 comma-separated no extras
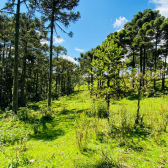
0,89,168,168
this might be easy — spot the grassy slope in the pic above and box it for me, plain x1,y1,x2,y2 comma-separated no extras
0,89,168,168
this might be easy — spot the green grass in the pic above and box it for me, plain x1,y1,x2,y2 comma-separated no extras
0,90,168,168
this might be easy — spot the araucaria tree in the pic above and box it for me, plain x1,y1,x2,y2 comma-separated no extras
92,38,124,120
1,0,38,113
38,0,80,108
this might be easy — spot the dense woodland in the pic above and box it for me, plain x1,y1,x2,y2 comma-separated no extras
1,4,168,113
0,0,81,111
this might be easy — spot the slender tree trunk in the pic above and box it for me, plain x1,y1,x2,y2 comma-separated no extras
135,89,141,127
21,42,27,107
143,47,146,86
3,44,7,108
164,55,167,86
106,66,110,122
90,56,93,96
36,69,38,100
2,41,5,65
56,51,59,99
12,0,20,114
154,37,158,91
97,79,99,88
132,49,135,88
67,70,70,94
40,73,43,96
45,73,48,99
48,3,55,107
135,47,143,126
64,73,66,93
162,55,167,91
140,47,143,87
1,41,6,108
146,51,148,71
8,43,13,103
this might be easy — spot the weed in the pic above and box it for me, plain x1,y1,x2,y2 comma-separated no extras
90,100,108,118
75,112,93,151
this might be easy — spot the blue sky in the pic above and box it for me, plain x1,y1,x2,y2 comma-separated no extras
1,0,168,64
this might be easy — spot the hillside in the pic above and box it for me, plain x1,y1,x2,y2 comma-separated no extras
0,90,168,168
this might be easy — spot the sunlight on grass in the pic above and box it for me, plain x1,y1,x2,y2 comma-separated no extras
0,90,168,167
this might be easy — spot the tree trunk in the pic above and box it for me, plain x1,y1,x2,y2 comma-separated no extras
56,51,59,99
8,43,13,103
135,89,141,127
140,47,143,87
90,55,93,96
162,55,167,91
143,47,146,86
21,42,27,107
2,41,5,65
3,42,7,108
154,37,158,91
106,66,110,122
12,0,20,114
48,4,55,107
36,69,38,100
132,49,135,88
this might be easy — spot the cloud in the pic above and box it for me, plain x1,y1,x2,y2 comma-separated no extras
54,36,65,43
113,16,128,28
75,47,84,52
59,55,78,64
149,0,168,17
36,31,48,45
40,38,49,45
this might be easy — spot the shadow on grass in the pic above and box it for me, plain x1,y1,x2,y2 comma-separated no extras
110,125,151,152
111,125,150,138
29,108,88,141
75,158,120,168
52,102,62,108
30,117,65,141
27,105,41,111
58,108,84,115
81,148,97,157
30,127,65,141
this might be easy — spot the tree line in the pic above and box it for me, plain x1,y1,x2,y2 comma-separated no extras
79,9,168,94
78,9,168,125
0,0,80,112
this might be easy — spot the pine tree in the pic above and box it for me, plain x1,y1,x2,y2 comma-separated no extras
38,0,80,107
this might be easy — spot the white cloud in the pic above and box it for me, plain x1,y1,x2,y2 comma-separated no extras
54,36,65,43
36,31,48,45
36,30,41,36
113,16,128,28
40,39,49,45
59,55,78,64
75,47,84,52
149,0,168,17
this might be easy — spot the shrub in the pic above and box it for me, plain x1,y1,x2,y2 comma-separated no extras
97,101,108,118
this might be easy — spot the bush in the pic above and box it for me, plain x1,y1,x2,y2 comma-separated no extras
97,101,108,118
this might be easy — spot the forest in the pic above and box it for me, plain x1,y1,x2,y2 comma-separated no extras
0,0,168,167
